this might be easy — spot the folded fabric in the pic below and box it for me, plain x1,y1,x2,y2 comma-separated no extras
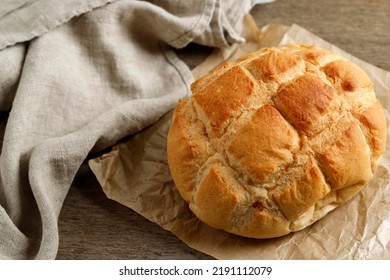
0,0,118,50
0,0,263,259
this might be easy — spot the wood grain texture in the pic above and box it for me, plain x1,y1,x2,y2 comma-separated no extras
57,0,390,259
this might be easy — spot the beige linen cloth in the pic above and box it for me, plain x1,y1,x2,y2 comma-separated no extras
0,0,267,259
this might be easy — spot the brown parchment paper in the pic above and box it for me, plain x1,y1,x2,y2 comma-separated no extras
89,15,390,260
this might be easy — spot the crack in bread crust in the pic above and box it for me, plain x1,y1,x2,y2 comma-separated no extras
167,43,387,239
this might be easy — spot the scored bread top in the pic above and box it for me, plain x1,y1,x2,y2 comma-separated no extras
167,44,387,238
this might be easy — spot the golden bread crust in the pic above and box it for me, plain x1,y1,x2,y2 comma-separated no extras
274,74,335,135
227,104,299,181
273,157,330,221
193,66,255,135
167,44,387,238
191,164,239,229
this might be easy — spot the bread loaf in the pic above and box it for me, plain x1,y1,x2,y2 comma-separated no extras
167,44,387,238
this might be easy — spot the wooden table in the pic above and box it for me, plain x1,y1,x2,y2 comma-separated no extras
56,0,390,259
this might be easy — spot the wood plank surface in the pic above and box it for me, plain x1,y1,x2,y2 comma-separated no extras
56,0,390,260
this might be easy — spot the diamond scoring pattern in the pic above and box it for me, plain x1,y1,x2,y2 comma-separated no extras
168,44,386,238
